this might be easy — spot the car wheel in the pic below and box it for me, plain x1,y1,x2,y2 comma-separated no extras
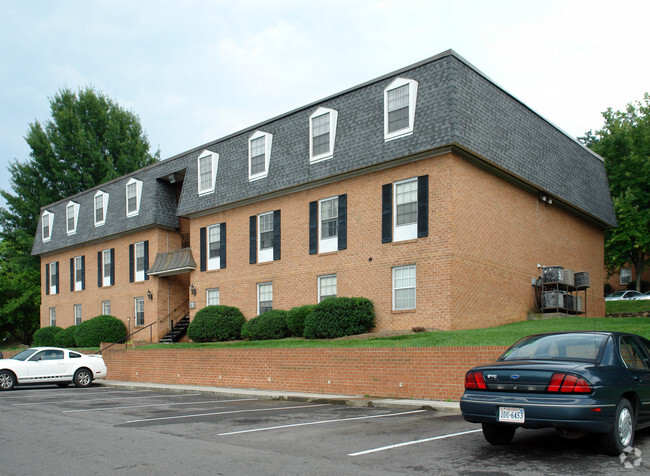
481,423,516,445
601,398,635,455
73,368,93,388
0,370,16,391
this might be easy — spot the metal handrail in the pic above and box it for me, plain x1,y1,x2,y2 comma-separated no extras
97,321,155,354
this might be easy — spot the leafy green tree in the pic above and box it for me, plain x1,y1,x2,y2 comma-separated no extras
581,93,650,291
0,87,159,344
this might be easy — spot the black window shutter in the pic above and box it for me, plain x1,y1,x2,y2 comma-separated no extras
45,263,50,296
110,249,115,285
97,251,102,287
309,201,318,255
381,183,393,243
338,194,347,250
54,262,59,293
200,227,207,272
220,223,227,269
81,255,85,290
249,216,257,264
417,175,429,238
129,244,134,283
144,241,149,280
273,210,281,261
69,258,74,292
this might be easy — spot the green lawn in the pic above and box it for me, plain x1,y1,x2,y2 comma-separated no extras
605,299,650,314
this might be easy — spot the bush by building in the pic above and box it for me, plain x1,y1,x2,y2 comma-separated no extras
54,326,77,348
304,297,375,339
286,304,316,337
74,315,126,347
187,305,246,342
33,326,63,346
241,310,290,341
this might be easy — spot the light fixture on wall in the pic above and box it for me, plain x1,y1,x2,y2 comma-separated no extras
190,284,196,296
147,290,153,300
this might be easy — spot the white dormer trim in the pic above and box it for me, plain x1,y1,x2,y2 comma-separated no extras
94,190,109,227
66,201,80,235
248,130,272,182
42,211,54,242
309,107,338,163
384,77,418,142
197,149,219,196
126,177,143,217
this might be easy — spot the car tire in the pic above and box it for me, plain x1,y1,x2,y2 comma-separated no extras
73,368,93,388
0,370,16,391
601,398,635,456
481,423,516,445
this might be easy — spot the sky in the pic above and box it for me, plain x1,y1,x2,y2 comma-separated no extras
1,0,649,211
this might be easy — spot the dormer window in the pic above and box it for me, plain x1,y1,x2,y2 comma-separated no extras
384,78,418,141
309,107,338,163
248,131,272,181
197,150,219,195
126,178,143,217
66,201,80,235
94,191,109,227
42,211,53,242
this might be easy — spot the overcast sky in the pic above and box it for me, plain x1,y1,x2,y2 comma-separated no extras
1,0,649,211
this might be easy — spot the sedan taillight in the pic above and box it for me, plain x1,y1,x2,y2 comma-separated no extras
465,370,487,390
547,372,592,393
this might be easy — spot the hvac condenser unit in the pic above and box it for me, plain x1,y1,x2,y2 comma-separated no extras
561,270,575,287
575,272,591,289
542,266,564,284
543,290,566,309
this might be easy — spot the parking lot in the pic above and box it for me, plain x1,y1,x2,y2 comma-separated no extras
1,384,648,475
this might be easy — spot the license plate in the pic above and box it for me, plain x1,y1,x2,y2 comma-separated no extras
498,407,525,423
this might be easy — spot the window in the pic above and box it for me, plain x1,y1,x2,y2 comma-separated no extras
42,211,53,242
200,224,226,271
248,131,272,181
134,297,145,326
94,191,109,227
197,150,219,195
74,304,82,325
66,201,80,235
126,178,143,217
129,241,148,283
207,288,220,306
208,224,221,270
309,107,338,162
49,307,56,327
102,301,111,315
619,336,649,370
258,212,274,263
318,275,337,302
384,77,418,141
74,256,84,291
319,197,338,253
250,211,280,264
257,282,273,315
393,265,416,310
382,176,428,243
309,195,347,255
101,249,114,287
395,177,418,232
620,268,632,285
135,241,145,282
47,262,58,295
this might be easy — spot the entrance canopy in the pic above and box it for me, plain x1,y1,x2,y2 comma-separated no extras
147,248,196,277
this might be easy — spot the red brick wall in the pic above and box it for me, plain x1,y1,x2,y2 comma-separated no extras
102,346,506,401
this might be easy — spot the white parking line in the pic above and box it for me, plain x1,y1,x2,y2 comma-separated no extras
348,429,482,456
13,392,201,406
125,403,331,423
218,409,427,436
63,398,258,413
0,389,151,399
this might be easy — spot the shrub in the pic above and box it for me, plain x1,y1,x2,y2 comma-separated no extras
286,304,316,337
33,326,63,346
187,305,246,342
241,310,289,341
304,297,375,339
54,326,77,348
74,315,126,347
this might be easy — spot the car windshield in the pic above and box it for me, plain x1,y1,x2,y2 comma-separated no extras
499,334,608,362
609,291,626,297
11,349,39,361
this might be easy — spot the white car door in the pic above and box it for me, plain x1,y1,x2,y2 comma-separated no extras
26,349,67,382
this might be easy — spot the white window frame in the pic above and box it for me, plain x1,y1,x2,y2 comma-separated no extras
258,212,274,263
66,201,80,235
42,211,53,242
197,149,219,196
319,196,338,253
393,265,416,311
74,256,83,291
102,300,111,315
49,307,56,327
102,249,112,287
134,297,145,326
49,261,58,295
318,274,337,302
384,77,418,141
135,241,145,282
94,190,109,227
126,178,143,217
257,282,273,315
206,288,220,306
620,268,632,285
207,224,221,270
309,107,338,163
248,131,272,181
74,304,82,325
393,177,418,242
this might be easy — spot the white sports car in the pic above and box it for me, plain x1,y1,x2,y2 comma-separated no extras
0,347,107,391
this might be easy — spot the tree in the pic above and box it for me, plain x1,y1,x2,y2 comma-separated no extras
581,93,650,291
0,87,159,344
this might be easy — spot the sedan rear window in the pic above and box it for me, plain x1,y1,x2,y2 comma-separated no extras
499,334,607,362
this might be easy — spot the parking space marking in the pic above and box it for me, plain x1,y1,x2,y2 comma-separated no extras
348,429,482,456
0,389,152,399
218,409,427,436
124,403,331,423
63,398,258,413
12,392,201,406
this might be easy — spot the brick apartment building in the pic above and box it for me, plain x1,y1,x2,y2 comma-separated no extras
31,50,616,341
